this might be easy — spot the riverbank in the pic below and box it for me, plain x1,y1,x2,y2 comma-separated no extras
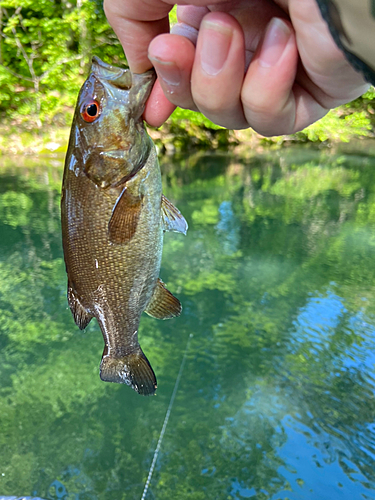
0,104,373,157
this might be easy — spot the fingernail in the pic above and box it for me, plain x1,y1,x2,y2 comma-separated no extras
259,18,291,68
200,20,233,76
171,22,198,46
148,57,181,86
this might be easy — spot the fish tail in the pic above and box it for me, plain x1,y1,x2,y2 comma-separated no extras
100,347,157,396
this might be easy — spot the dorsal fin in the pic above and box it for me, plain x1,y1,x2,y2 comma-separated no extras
161,195,188,235
145,278,182,319
108,187,142,244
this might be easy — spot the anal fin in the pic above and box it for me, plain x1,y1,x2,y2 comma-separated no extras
145,278,182,319
67,283,93,330
108,186,142,244
161,195,188,235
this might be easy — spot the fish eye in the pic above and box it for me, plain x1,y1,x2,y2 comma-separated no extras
81,100,101,123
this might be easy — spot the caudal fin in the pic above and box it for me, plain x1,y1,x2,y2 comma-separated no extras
100,348,157,396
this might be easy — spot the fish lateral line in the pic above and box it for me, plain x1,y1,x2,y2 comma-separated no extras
61,57,186,395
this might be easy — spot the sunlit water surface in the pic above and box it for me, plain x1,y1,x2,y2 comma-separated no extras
1,143,375,500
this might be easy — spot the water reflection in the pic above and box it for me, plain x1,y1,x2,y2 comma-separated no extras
216,201,240,255
1,145,375,499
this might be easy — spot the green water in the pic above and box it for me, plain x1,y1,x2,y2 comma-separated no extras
1,143,375,500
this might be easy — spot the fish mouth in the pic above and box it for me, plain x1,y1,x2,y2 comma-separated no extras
101,149,130,159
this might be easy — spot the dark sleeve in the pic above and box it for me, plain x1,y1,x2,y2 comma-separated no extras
316,0,375,85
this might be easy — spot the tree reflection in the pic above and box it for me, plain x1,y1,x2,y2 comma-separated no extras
1,147,375,499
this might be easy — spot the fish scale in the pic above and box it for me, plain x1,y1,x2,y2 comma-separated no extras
61,57,187,395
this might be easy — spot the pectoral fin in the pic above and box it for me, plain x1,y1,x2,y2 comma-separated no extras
108,186,142,244
145,278,182,319
161,195,188,235
67,283,93,330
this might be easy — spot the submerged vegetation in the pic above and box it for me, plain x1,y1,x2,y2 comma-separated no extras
0,0,374,153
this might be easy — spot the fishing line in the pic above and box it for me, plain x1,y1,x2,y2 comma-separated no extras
140,333,193,500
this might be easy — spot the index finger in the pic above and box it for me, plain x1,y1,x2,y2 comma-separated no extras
103,0,234,73
103,0,172,73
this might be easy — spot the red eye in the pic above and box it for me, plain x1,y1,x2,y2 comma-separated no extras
81,100,100,122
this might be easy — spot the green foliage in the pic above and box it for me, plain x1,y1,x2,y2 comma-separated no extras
170,107,222,131
291,85,375,143
161,107,237,151
0,0,123,127
296,108,373,143
169,5,177,25
1,1,373,145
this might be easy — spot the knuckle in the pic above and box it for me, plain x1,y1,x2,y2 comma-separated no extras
242,92,296,135
241,94,276,116
245,110,295,137
194,92,231,116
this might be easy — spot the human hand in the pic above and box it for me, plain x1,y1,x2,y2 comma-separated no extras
104,0,370,136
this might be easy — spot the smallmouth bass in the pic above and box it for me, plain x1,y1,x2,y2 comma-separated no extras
61,57,187,396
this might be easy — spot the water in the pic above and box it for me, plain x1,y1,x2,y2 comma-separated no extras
1,143,375,499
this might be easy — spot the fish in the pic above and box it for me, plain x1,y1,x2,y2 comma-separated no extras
61,57,187,396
